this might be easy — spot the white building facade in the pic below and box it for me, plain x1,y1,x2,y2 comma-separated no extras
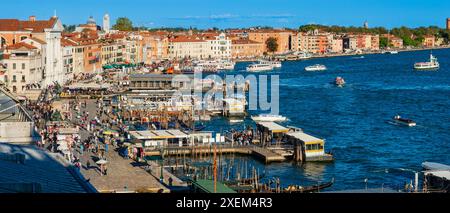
205,33,232,59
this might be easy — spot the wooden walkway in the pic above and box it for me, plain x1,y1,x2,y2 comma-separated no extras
157,145,286,164
249,146,286,163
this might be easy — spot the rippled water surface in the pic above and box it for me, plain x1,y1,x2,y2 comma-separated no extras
195,49,450,191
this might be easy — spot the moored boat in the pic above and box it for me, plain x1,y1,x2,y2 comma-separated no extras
260,60,282,68
251,114,287,122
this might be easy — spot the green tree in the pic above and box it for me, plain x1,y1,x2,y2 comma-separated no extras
266,37,278,53
63,24,76,32
113,17,133,31
379,37,389,48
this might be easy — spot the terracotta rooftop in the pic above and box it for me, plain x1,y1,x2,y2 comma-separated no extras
6,42,37,50
61,38,78,47
28,37,46,44
0,17,57,32
232,39,262,45
169,36,205,43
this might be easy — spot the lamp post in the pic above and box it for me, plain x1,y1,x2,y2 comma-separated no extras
364,178,368,191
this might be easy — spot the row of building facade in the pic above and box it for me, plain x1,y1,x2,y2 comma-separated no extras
0,15,443,95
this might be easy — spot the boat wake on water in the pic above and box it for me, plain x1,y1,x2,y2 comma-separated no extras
385,120,426,128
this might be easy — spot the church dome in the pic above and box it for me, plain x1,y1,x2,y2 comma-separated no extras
87,16,96,25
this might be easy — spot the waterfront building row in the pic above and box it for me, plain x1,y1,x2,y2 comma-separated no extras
0,15,445,96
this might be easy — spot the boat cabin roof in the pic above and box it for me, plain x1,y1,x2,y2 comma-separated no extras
424,170,450,179
129,129,189,140
257,122,289,133
286,132,324,144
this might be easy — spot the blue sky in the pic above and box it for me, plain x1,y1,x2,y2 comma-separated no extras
2,0,450,29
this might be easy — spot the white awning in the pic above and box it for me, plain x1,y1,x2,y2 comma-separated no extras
129,129,189,140
257,122,289,133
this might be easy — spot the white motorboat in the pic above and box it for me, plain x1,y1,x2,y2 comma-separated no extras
251,114,287,122
246,63,274,72
414,53,439,70
384,50,398,54
305,64,327,71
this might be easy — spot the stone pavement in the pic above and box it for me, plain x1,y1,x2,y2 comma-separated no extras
70,99,170,193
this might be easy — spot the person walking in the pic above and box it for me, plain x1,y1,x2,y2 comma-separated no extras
105,142,109,153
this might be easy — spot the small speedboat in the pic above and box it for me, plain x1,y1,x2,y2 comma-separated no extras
391,115,416,127
335,76,345,87
305,64,327,71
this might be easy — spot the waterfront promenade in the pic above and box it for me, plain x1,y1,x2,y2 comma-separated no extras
71,99,173,192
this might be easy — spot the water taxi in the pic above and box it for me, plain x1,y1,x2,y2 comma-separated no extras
414,53,439,70
305,64,327,71
390,115,416,127
335,76,345,87
251,114,287,122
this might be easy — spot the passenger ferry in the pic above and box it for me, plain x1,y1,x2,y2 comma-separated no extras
246,63,274,72
260,60,282,68
414,53,439,70
251,114,287,122
305,64,327,71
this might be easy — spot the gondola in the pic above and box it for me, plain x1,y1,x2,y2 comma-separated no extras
267,178,334,193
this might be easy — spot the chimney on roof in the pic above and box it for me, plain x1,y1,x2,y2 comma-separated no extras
29,16,36,22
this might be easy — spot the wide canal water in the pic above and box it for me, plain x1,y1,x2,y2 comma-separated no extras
172,49,450,191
